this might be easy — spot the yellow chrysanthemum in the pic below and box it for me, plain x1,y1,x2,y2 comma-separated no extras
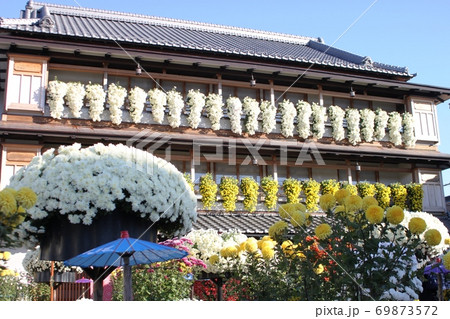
408,217,427,234
443,251,450,271
269,220,289,238
279,203,306,219
260,239,276,251
424,229,442,246
335,188,350,204
365,205,384,224
386,206,404,225
209,254,219,265
1,188,17,197
220,246,238,258
261,246,275,260
15,187,37,209
245,238,259,253
315,223,333,240
281,240,293,251
344,195,363,212
0,191,17,215
445,238,450,245
2,251,11,261
290,211,308,228
362,196,378,211
314,264,324,275
334,205,345,214
319,194,336,212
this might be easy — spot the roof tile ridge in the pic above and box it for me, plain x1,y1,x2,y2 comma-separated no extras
32,2,316,44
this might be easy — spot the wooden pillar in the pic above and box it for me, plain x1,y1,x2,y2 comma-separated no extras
123,255,133,301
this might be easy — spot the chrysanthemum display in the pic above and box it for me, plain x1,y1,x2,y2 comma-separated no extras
47,78,68,119
148,87,167,124
260,176,278,210
85,82,106,122
186,89,205,129
345,108,361,145
242,96,260,135
205,93,224,130
360,109,375,142
65,82,86,118
388,111,402,146
240,177,259,212
311,103,326,139
279,99,297,138
402,112,416,147
282,178,302,204
374,108,389,141
328,105,345,141
296,100,311,139
8,143,197,244
260,100,276,134
219,177,239,212
226,96,243,134
199,173,217,210
107,83,127,125
166,88,184,128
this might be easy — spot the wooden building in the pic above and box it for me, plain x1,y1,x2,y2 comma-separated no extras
1,1,450,230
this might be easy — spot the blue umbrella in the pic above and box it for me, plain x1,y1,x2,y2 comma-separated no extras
424,263,450,275
65,230,188,300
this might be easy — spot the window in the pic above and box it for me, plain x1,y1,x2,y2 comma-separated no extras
379,171,412,185
48,70,103,84
214,163,237,184
239,163,260,183
359,170,377,183
312,168,338,182
5,55,49,112
290,166,309,181
411,99,438,142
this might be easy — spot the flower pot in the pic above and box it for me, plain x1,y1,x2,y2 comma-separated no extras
39,211,157,261
33,270,76,283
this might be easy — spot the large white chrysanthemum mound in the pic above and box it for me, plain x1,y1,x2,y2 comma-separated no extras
9,143,197,244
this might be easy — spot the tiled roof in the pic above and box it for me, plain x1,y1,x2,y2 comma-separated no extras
193,212,327,237
0,1,410,77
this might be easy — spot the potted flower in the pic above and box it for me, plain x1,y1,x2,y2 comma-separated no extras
8,143,197,261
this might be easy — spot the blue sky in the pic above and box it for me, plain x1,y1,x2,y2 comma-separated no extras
4,0,450,192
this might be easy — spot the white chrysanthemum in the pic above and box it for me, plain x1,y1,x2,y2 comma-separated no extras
402,112,416,147
166,87,184,128
148,88,167,124
85,82,106,122
9,143,197,245
226,96,243,134
242,96,260,135
311,103,327,139
388,111,402,146
128,87,148,124
360,109,375,142
260,100,276,134
374,108,389,141
345,108,361,145
279,99,296,138
47,79,68,119
296,100,311,139
205,93,223,130
186,89,205,129
107,83,127,125
328,105,345,141
65,82,86,118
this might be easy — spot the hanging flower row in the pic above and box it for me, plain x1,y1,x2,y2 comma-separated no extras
47,80,416,146
195,175,424,213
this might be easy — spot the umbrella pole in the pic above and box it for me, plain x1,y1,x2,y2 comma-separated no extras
123,256,133,301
